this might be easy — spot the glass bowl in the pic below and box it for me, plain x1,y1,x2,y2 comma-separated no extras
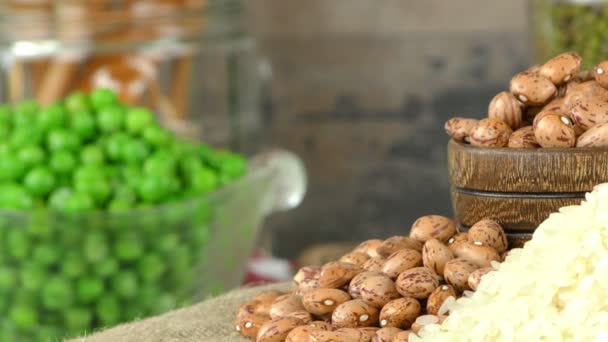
0,148,306,341
0,0,264,151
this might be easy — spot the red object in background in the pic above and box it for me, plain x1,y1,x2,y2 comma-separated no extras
243,250,295,286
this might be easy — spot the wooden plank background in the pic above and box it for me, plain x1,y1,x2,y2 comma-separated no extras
247,0,532,258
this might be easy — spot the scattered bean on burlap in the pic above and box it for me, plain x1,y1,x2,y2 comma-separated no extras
67,283,291,342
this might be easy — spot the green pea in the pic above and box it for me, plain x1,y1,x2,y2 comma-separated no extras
0,124,10,141
180,154,204,176
111,271,138,299
0,154,26,181
154,233,179,254
142,125,172,147
32,244,61,266
61,252,87,278
114,233,144,261
217,152,247,179
42,276,74,310
13,288,38,306
76,277,105,304
9,305,38,330
137,175,174,203
90,88,118,112
38,102,67,131
80,144,105,165
119,165,141,190
123,305,143,322
112,186,136,203
27,220,53,239
83,232,108,262
136,253,166,282
126,107,155,135
0,322,17,342
21,263,47,291
74,177,111,205
50,150,77,174
17,145,45,168
23,167,56,196
121,138,150,164
48,187,72,210
96,294,121,327
47,129,81,152
0,104,12,124
137,284,161,311
6,228,30,259
152,293,177,315
11,127,42,151
65,91,92,114
107,199,131,212
94,257,119,278
64,307,93,332
0,266,17,292
70,111,97,141
37,326,62,342
14,99,39,125
189,167,218,194
63,192,94,213
97,105,125,133
104,132,130,161
143,152,176,175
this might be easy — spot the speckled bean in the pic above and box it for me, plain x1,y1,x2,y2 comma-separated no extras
359,274,401,308
577,123,608,147
382,249,423,279
487,91,522,129
379,297,421,329
318,261,363,288
469,118,513,147
422,238,454,276
302,288,352,317
467,219,508,253
410,215,457,243
331,299,380,329
257,317,303,342
426,285,457,315
395,267,439,299
377,236,423,257
509,71,556,105
444,117,479,141
508,126,540,148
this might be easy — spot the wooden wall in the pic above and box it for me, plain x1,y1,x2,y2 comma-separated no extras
247,0,531,258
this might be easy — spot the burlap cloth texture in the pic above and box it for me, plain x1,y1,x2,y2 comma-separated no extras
67,282,291,342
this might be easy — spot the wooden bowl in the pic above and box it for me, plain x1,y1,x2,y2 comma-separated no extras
447,139,608,247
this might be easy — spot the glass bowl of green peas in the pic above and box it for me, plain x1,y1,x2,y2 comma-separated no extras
531,0,608,69
0,89,307,341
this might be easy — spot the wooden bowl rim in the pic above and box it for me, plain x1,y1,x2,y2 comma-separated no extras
449,139,608,155
448,139,608,192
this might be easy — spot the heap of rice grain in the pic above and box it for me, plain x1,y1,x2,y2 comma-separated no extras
414,183,608,342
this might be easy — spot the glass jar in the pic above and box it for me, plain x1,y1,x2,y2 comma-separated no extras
0,149,306,341
530,0,608,69
0,0,263,153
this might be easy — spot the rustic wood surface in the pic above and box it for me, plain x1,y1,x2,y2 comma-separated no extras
451,188,582,230
448,138,605,246
448,139,608,192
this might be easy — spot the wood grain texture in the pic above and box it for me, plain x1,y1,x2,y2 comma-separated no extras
448,139,608,192
451,189,582,230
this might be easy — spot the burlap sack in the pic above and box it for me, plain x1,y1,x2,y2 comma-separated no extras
67,282,291,342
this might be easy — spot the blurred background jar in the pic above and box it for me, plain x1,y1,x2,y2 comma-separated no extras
0,0,264,154
531,0,608,69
